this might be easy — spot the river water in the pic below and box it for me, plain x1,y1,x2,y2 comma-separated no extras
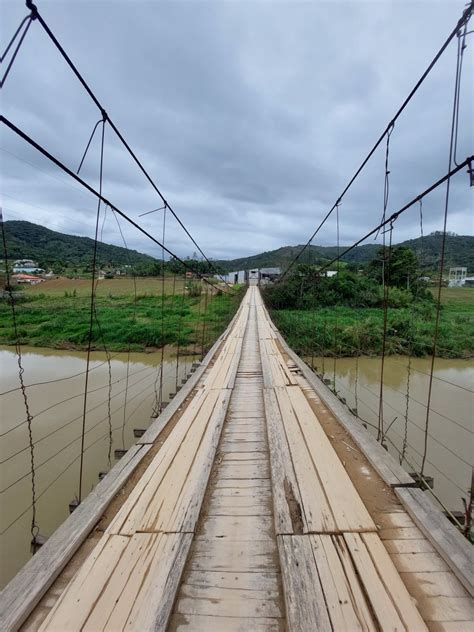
0,348,472,589
307,355,473,519
0,346,195,589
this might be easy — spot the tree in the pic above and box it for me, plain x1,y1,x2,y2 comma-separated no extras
367,246,419,290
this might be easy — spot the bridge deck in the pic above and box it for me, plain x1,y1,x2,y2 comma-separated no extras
24,288,473,631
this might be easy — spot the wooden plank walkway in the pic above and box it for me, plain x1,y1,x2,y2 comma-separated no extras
14,287,473,631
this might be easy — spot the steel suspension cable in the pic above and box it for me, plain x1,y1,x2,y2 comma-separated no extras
0,115,230,295
0,11,34,88
279,1,473,281
313,156,473,278
77,118,105,504
420,26,465,478
376,121,395,441
0,208,39,544
22,0,232,290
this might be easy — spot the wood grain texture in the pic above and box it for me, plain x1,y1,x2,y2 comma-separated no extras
38,532,193,631
278,535,332,632
395,487,474,597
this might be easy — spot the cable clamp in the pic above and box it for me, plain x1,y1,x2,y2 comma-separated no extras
100,108,108,122
467,159,474,187
26,0,38,19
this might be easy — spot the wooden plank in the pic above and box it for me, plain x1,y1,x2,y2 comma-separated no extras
384,539,435,554
220,441,267,452
38,532,193,632
175,585,283,618
181,569,281,593
206,495,272,517
187,539,278,573
332,533,382,630
379,527,423,540
342,533,407,631
400,572,468,598
286,385,375,532
378,512,416,529
217,461,270,479
263,388,307,535
427,623,474,632
0,443,151,632
360,532,428,630
311,535,376,631
221,453,267,463
391,552,450,573
417,596,474,622
213,478,270,490
37,534,129,631
277,535,332,632
209,485,271,499
395,488,474,597
108,389,227,535
274,386,336,533
198,516,274,541
168,613,285,631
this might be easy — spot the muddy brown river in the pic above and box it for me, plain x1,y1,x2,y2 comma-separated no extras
0,346,195,588
307,355,473,520
0,348,472,589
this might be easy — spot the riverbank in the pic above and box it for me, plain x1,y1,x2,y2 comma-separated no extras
270,291,474,358
0,279,243,352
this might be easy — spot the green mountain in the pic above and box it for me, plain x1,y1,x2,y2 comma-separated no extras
3,221,157,272
216,234,474,273
3,221,473,275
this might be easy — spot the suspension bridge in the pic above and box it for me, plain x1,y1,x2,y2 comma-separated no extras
0,286,471,631
1,0,473,630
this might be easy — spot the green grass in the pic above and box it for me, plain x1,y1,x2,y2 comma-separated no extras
270,296,474,359
23,276,184,297
0,283,243,353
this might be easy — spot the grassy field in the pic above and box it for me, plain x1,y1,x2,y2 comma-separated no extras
269,287,474,359
24,276,185,297
1,277,243,352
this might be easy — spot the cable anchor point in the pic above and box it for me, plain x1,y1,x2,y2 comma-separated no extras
25,0,38,19
467,160,474,187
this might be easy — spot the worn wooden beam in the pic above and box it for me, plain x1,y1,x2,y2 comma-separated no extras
395,487,474,597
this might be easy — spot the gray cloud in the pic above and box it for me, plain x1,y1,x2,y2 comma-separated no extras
1,0,473,261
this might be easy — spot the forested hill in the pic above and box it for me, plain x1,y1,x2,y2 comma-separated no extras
3,221,473,274
3,221,157,271
216,233,474,272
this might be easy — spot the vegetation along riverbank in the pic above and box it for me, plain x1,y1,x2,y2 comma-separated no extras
0,277,244,353
263,249,474,359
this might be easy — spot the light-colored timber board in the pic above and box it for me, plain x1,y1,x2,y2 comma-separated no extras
108,389,232,535
278,532,429,631
263,387,307,535
395,487,474,597
38,532,193,632
278,535,332,632
168,614,286,631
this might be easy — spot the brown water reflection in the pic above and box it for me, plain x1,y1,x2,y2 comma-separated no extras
307,355,473,517
0,346,194,588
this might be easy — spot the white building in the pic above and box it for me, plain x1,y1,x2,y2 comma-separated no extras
448,267,467,287
223,270,246,285
12,259,45,275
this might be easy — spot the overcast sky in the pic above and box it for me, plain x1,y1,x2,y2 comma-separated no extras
1,0,473,261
